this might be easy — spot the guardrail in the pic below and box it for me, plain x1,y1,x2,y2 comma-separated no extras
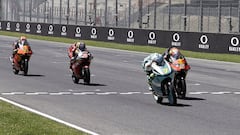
0,21,239,54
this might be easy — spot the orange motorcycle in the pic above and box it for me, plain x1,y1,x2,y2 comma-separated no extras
169,53,190,99
71,51,92,84
12,45,32,76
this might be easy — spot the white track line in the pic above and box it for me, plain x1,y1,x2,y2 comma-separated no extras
0,97,99,135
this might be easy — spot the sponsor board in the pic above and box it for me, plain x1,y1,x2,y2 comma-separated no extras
229,37,240,52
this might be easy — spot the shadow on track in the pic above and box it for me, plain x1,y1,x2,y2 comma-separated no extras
159,102,192,107
77,82,107,86
181,96,205,100
19,74,45,77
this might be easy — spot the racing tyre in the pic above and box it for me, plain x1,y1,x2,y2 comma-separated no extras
178,79,186,99
175,77,186,99
83,68,90,84
153,94,163,104
72,74,79,84
13,67,19,74
23,59,28,76
168,84,177,105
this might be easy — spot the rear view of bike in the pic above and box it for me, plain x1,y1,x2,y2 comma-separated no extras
71,51,92,85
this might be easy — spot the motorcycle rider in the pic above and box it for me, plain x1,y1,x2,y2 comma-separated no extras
142,53,164,91
67,41,93,70
11,36,31,64
163,47,181,63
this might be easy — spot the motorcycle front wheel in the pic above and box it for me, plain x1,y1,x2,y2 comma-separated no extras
175,77,186,99
168,83,177,105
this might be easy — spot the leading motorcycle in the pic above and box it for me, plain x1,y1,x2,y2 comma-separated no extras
71,50,92,84
149,60,177,105
169,53,190,99
12,44,32,76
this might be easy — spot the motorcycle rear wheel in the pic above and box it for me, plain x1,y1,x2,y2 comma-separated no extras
13,67,19,74
72,74,79,84
153,94,163,104
168,84,177,105
83,68,90,84
23,59,28,76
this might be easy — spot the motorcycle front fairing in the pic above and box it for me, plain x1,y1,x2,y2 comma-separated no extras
150,60,174,96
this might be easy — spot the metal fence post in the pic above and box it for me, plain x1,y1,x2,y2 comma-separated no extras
0,0,2,20
75,0,78,25
115,0,118,27
94,0,96,26
199,0,203,32
128,0,131,28
238,0,240,32
104,0,108,27
23,0,26,21
44,0,47,23
138,0,143,29
154,0,156,29
85,0,87,25
29,0,32,22
52,0,54,24
218,0,221,33
67,0,70,24
183,0,187,31
168,0,171,30
60,0,62,24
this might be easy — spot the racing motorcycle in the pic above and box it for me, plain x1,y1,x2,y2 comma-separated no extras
12,44,32,76
149,60,177,105
71,50,92,84
169,53,190,99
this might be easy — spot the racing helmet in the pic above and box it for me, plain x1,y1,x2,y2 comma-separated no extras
169,47,179,57
20,36,27,41
153,53,164,66
78,42,86,51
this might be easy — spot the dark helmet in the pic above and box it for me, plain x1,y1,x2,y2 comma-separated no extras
78,42,86,51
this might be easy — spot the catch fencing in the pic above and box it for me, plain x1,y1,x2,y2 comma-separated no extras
0,0,240,54
2,0,240,33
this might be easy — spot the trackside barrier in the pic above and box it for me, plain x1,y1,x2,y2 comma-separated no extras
0,21,239,54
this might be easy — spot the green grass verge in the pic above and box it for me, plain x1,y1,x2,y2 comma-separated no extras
0,100,87,135
0,30,239,63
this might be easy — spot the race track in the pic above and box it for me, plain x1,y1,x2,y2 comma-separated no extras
1,35,240,135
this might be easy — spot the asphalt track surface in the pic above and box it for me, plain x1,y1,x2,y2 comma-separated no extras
1,35,240,135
